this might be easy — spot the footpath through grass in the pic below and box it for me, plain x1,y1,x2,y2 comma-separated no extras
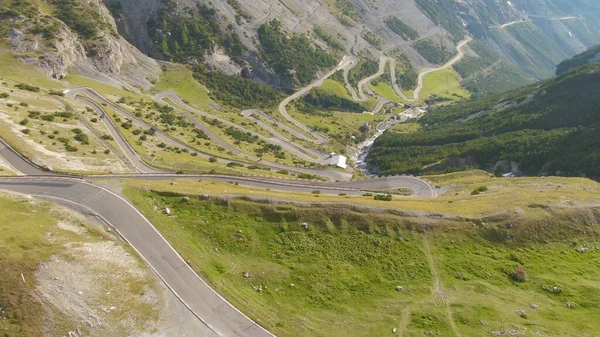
125,180,600,337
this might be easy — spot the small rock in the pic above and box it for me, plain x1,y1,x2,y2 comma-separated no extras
301,222,309,229
182,197,190,202
397,236,404,241
515,309,528,318
566,302,575,309
392,327,397,333
214,248,219,253
170,182,175,185
577,247,587,253
529,303,538,309
243,272,251,278
396,286,404,292
163,208,171,215
290,283,295,287
425,331,433,336
200,194,211,200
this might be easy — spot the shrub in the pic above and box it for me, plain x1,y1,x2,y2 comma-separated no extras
157,142,167,148
101,134,113,141
363,193,373,197
19,118,29,125
21,128,30,135
71,128,82,135
74,133,89,145
0,92,8,98
90,118,98,123
208,157,218,163
15,83,40,92
19,102,28,107
511,266,527,282
132,129,142,135
49,90,65,96
41,114,55,122
471,186,488,195
374,194,393,201
65,144,78,152
104,149,110,154
226,162,243,167
312,190,321,195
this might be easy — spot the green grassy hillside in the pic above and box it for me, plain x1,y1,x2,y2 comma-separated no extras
367,59,600,178
124,174,600,337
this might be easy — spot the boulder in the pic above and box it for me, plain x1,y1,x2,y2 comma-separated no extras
162,208,171,215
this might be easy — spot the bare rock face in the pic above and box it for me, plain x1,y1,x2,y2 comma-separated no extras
7,0,161,91
205,46,243,76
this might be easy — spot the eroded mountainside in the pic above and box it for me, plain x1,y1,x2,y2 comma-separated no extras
101,0,600,90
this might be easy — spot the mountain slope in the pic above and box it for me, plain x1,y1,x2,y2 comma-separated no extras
1,0,160,90
100,0,600,91
366,47,600,179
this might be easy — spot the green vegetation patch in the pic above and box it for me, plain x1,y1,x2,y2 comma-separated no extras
126,184,600,336
413,38,453,65
384,16,419,40
192,64,284,109
258,20,337,85
125,190,433,337
147,0,244,64
453,41,534,96
367,63,600,178
361,29,383,47
313,25,344,51
296,87,364,113
347,57,379,87
556,44,600,74
52,0,114,39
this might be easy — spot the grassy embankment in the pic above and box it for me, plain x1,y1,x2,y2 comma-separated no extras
123,170,600,336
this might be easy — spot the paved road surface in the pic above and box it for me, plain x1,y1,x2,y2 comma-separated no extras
0,177,274,337
277,56,355,144
67,88,351,182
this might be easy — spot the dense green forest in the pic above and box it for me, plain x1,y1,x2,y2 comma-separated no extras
384,16,419,41
296,88,363,114
387,49,418,90
258,20,337,85
556,44,600,74
313,26,344,51
147,1,244,64
192,65,284,109
413,39,452,65
347,58,379,87
367,62,600,179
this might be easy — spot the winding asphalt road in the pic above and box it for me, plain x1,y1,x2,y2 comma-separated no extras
277,55,355,144
0,39,451,337
0,134,436,337
68,87,351,182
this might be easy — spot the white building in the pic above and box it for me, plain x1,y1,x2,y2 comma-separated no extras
329,153,347,169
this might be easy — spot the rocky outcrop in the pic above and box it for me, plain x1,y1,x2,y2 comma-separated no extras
7,1,161,91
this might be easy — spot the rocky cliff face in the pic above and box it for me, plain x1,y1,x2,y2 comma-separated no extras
6,0,161,91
